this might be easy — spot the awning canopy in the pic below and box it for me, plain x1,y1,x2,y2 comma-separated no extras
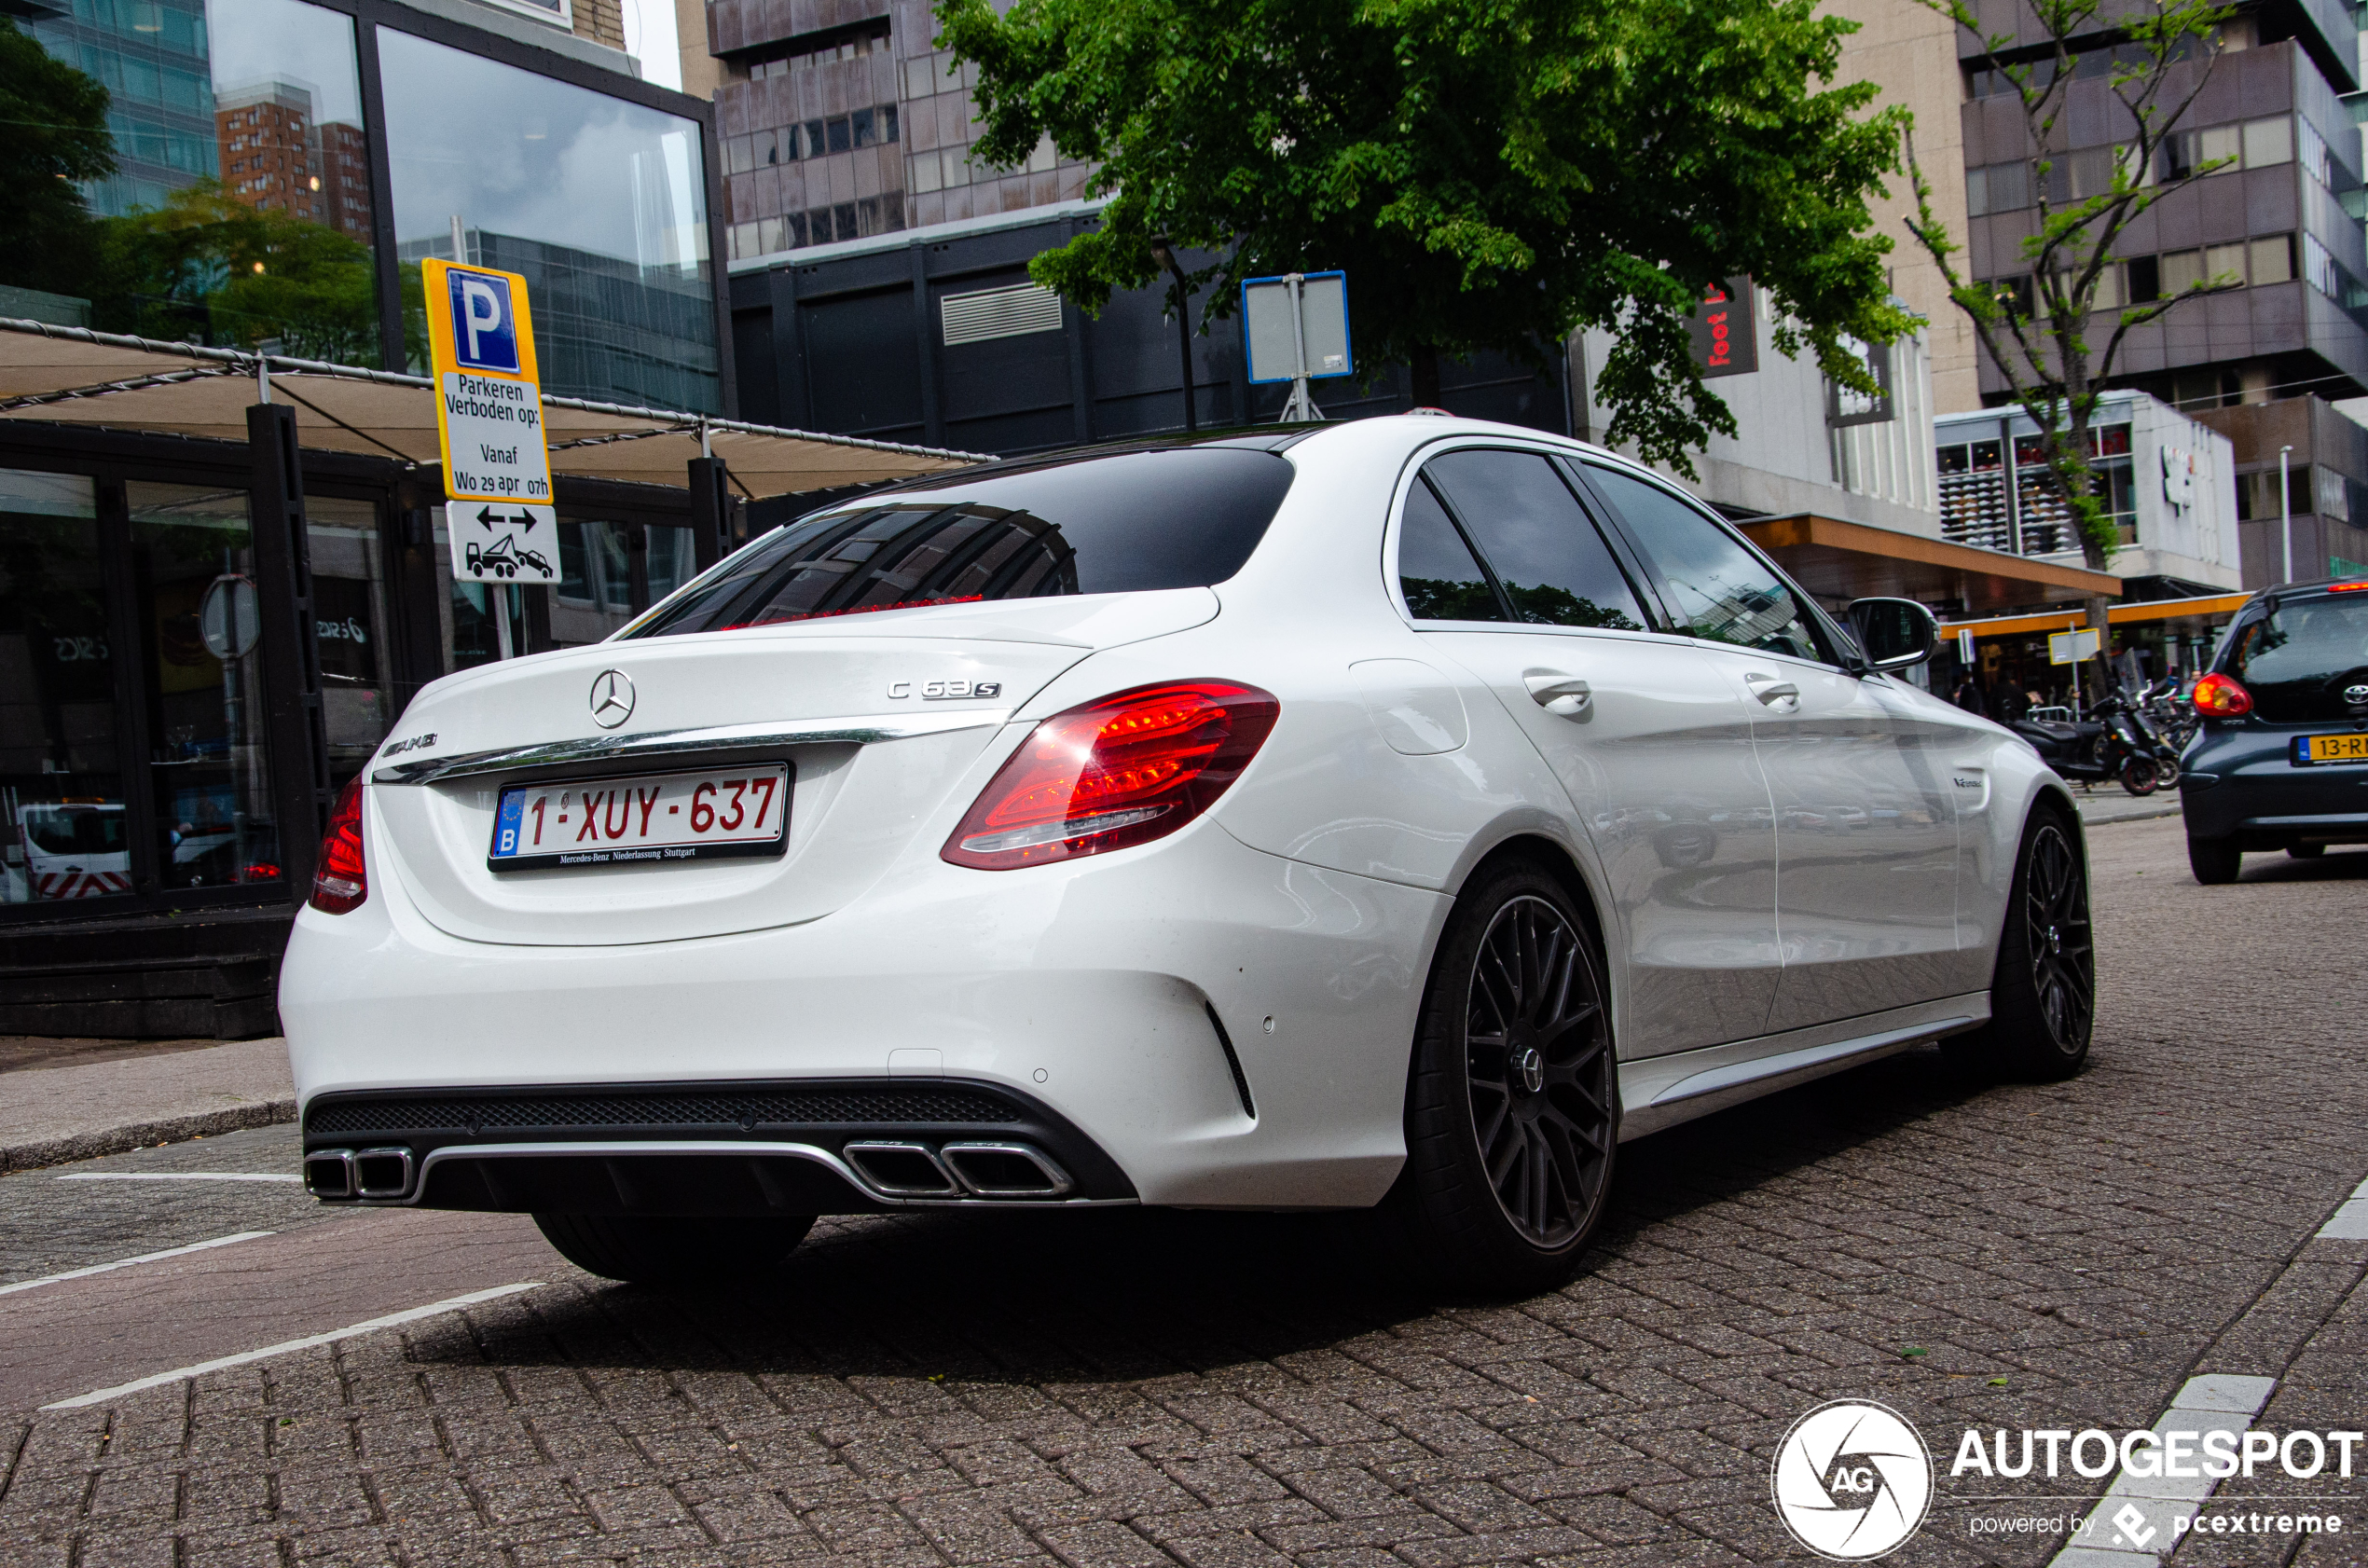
0,317,988,499
1738,512,2122,616
1941,592,2251,640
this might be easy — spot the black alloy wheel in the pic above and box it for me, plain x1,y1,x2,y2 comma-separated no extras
2019,822,2095,1054
1389,862,1618,1293
1464,895,1615,1248
1950,809,2095,1080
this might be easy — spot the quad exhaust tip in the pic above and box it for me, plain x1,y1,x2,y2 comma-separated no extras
843,1139,1072,1200
304,1147,416,1202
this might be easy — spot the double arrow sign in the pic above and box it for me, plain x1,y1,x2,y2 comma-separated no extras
475,505,541,532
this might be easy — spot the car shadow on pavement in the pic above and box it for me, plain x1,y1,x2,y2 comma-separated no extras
430,1047,1996,1384
2227,846,2368,883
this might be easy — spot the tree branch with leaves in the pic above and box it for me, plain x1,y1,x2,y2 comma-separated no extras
1904,0,2236,571
938,0,1915,471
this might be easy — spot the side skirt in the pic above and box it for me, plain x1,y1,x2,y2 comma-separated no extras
1615,993,1990,1142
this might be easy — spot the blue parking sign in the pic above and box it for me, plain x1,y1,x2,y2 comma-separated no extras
446,268,520,373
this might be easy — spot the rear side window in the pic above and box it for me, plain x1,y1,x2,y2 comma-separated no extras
625,448,1293,639
2228,595,2368,721
1421,450,1647,630
1397,478,1509,622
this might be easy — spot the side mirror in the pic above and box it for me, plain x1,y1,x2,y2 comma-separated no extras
1847,597,1939,672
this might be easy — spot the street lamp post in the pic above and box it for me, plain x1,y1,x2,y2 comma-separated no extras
2279,444,2294,585
1149,235,1196,433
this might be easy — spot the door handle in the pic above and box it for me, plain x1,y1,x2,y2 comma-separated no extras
1523,671,1591,717
1744,673,1800,707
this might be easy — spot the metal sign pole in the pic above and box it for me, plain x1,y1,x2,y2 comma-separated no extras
1279,273,1325,423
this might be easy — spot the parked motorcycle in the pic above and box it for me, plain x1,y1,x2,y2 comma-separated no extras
2012,689,2167,794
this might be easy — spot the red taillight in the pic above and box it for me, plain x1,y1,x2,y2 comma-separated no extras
943,680,1280,870
2330,579,2368,592
2191,671,2252,717
310,775,366,914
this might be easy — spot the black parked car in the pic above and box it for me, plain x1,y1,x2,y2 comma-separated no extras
2180,576,2368,882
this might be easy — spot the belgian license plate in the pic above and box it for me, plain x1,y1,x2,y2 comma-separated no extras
2296,733,2368,765
488,764,790,871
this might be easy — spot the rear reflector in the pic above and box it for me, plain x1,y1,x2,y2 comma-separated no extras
943,680,1279,870
310,775,366,914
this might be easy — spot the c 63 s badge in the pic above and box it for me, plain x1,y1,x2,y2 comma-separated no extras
888,680,1003,700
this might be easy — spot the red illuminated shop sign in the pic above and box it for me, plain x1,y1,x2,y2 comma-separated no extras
1686,277,1758,378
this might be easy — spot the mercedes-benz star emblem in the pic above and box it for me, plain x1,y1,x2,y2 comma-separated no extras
588,669,636,729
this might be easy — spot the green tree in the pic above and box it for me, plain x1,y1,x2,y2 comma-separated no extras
936,0,1912,467
1904,0,2234,574
0,18,116,306
95,183,380,364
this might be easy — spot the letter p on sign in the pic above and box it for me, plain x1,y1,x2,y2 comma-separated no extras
447,269,520,373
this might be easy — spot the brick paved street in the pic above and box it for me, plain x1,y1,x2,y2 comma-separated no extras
0,815,2361,1567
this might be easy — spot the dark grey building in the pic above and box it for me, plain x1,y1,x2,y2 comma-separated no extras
729,209,1569,465
1960,0,2368,584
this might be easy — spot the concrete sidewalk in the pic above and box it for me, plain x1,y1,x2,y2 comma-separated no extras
0,1037,294,1174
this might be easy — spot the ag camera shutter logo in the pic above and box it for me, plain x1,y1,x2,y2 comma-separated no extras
1771,1399,1934,1560
447,269,520,373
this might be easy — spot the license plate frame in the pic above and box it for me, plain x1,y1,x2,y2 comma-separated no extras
487,763,792,872
2293,732,2368,765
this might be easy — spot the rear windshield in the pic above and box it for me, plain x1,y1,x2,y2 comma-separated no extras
624,448,1294,639
2227,593,2368,722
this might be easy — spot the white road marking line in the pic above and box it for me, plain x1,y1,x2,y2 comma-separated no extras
2046,1373,2279,1565
57,1172,304,1184
0,1231,276,1298
2315,1175,2368,1240
41,1283,543,1410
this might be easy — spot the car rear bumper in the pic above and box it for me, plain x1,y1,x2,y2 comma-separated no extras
279,818,1451,1212
2180,731,2368,842
298,1076,1138,1213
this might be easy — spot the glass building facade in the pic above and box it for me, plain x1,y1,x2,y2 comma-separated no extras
5,0,721,396
0,0,725,951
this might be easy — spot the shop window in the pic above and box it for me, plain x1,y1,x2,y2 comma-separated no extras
553,519,638,644
127,482,280,893
0,471,125,906
306,495,390,789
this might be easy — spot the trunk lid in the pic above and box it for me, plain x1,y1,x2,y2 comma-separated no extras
369,589,1216,945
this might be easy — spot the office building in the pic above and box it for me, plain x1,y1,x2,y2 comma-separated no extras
1954,0,2368,585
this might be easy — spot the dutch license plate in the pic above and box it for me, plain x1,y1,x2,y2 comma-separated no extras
2296,733,2368,765
488,764,790,871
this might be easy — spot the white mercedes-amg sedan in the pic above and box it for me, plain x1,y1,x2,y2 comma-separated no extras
282,415,2093,1292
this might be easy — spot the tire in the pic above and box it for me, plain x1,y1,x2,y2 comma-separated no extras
2290,843,2326,860
2188,835,2242,885
1384,860,1618,1296
532,1212,814,1285
2119,756,2159,795
1946,808,2094,1081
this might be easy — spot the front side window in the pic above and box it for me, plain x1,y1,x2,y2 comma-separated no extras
1419,451,1646,630
1584,464,1832,664
626,449,1293,640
